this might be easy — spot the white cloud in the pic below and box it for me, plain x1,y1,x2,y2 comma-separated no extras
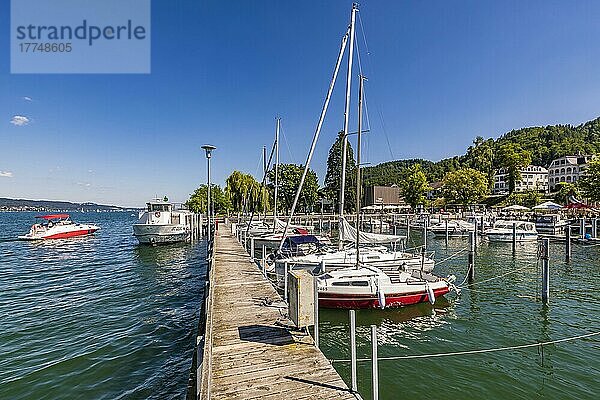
10,115,30,126
77,182,91,187
87,169,94,173
0,171,14,178
23,96,33,102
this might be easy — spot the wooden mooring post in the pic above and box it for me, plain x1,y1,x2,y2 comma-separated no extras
541,238,550,304
468,230,475,282
512,222,517,254
445,219,449,243
565,226,572,262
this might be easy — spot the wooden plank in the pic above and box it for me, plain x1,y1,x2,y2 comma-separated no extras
199,225,355,400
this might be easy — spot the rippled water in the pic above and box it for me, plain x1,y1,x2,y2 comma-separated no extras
0,212,205,400
319,230,600,400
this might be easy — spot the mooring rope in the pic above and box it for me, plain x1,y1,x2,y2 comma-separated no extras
329,331,600,363
435,246,469,266
458,263,536,289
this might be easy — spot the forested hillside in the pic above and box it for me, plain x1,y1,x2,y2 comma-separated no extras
363,116,600,187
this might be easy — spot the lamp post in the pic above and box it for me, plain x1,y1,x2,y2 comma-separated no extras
201,145,216,237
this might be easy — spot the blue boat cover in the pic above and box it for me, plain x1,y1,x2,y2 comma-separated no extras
285,235,320,245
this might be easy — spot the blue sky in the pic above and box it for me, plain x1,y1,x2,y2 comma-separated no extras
1,0,600,207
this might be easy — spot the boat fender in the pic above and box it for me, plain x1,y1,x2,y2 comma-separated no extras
377,289,386,309
425,282,435,305
154,212,161,218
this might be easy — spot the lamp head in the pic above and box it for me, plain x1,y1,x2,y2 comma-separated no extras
201,144,216,158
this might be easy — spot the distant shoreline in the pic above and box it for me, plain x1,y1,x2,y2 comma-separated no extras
0,197,135,212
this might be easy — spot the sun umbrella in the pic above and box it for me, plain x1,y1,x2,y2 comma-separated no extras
502,204,530,211
532,201,563,210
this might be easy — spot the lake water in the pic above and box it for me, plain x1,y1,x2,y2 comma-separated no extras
0,212,206,400
319,229,600,399
1,212,598,399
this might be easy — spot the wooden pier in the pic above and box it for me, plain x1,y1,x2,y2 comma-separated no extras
197,226,355,400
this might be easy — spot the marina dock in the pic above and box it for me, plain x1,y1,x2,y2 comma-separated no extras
197,225,355,400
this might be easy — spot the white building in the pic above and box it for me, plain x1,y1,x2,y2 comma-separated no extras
548,154,594,191
493,165,548,194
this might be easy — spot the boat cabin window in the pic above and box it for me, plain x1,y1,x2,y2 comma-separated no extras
319,274,333,280
332,281,350,286
147,203,171,212
367,256,380,260
350,281,369,286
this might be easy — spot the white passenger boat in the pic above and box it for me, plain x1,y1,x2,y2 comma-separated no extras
484,220,538,242
133,199,191,245
18,214,100,240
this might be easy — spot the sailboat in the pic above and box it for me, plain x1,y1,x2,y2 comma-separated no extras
318,71,455,309
272,217,434,272
242,119,329,248
273,3,432,273
275,4,455,308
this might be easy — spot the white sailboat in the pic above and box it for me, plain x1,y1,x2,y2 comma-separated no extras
484,220,538,242
244,119,328,248
275,4,433,273
273,5,455,308
429,219,475,237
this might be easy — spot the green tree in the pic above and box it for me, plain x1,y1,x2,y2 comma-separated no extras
497,143,532,193
225,171,269,215
186,184,231,215
268,163,319,213
399,164,429,209
441,168,489,205
504,190,542,208
323,131,357,213
577,158,600,201
464,136,495,188
554,182,579,204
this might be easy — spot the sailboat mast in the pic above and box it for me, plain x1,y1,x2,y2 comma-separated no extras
355,75,366,268
278,29,350,251
274,117,280,230
338,3,357,250
263,145,267,220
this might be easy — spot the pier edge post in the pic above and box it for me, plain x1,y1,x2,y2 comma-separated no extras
261,244,266,276
284,261,288,301
371,324,379,400
313,275,319,348
350,310,357,392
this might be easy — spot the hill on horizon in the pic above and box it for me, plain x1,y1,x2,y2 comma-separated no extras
0,197,128,211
